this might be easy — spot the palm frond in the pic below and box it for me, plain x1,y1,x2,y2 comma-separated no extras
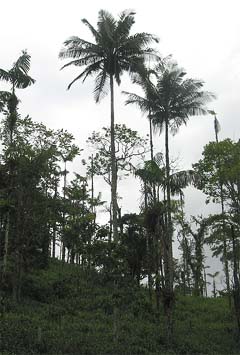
60,55,103,70
10,69,35,89
13,50,31,74
97,9,116,41
94,70,109,102
115,9,135,40
0,69,12,83
81,19,100,42
67,60,103,89
122,91,150,114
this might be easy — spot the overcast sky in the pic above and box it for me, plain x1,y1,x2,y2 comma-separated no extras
1,0,240,279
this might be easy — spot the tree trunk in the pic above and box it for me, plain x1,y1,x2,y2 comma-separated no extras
110,75,118,241
164,116,174,340
149,115,154,161
220,192,231,306
231,225,240,333
52,178,58,259
62,161,67,261
3,211,10,275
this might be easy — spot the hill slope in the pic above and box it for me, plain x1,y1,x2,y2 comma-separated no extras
1,261,239,355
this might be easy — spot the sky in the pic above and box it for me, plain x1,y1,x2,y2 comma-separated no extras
1,0,240,286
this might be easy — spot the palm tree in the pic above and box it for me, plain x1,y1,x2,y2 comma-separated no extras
126,59,214,337
152,62,214,332
207,110,231,306
0,50,35,143
0,51,35,276
59,9,158,240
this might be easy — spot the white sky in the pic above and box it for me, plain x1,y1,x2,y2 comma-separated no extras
1,0,240,282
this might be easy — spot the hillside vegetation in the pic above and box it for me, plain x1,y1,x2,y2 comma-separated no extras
1,260,239,355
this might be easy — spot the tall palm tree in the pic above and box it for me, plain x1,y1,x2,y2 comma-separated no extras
0,50,35,276
0,50,35,143
208,110,231,305
59,9,158,240
126,59,214,337
151,61,214,330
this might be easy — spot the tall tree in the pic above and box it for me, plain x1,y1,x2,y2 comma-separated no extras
0,51,35,277
128,60,214,337
59,9,158,240
207,110,231,304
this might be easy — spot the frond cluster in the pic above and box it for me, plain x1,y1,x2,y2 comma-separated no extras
59,9,159,102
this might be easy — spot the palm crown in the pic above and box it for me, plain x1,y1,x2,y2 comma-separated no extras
0,50,35,92
150,62,215,133
59,9,158,101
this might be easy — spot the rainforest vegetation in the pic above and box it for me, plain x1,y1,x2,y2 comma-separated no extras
0,9,240,355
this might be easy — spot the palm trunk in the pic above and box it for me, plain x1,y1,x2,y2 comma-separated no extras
3,211,10,274
164,116,174,340
149,115,157,201
52,178,58,259
110,75,118,241
220,193,231,306
62,161,67,261
149,115,154,161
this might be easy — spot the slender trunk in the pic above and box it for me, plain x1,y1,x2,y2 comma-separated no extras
144,181,153,304
155,225,161,314
52,178,58,259
231,226,240,333
204,269,208,297
3,211,10,274
109,206,112,243
165,118,173,286
180,194,186,295
62,161,67,261
149,115,154,161
91,155,95,216
221,194,231,306
149,114,157,202
215,128,231,306
213,278,216,298
110,75,118,241
164,116,174,340
2,99,16,277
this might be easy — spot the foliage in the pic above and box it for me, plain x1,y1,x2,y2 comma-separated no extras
86,124,148,184
1,261,239,355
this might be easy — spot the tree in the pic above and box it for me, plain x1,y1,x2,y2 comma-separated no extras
86,124,148,185
119,213,147,287
0,50,35,144
145,61,213,335
194,139,240,302
86,123,148,239
207,111,231,303
59,9,158,240
0,51,35,278
123,59,214,323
